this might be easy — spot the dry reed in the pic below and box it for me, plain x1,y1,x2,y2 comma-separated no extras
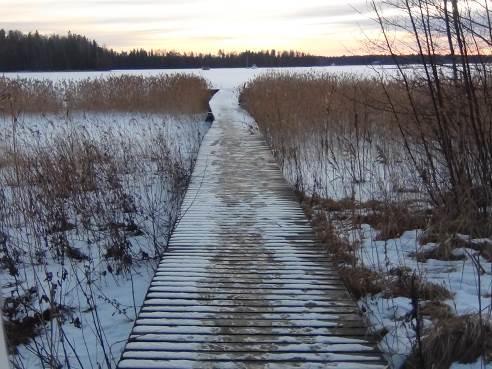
0,74,210,367
404,314,492,369
240,71,491,368
0,74,211,114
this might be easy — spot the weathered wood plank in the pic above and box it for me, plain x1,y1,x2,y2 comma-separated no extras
117,90,386,369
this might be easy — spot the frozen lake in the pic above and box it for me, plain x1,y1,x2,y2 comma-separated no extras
2,65,400,90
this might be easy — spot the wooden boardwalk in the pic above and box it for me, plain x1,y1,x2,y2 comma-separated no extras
118,90,387,369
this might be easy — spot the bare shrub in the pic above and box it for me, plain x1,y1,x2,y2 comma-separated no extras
371,0,492,237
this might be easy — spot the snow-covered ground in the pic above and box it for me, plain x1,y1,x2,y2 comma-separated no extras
352,225,492,368
0,111,210,369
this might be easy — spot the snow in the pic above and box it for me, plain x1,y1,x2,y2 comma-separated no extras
0,317,8,369
2,65,398,90
346,223,492,368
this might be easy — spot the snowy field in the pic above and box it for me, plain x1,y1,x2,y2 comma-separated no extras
2,65,401,90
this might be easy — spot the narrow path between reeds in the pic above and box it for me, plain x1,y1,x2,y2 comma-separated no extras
117,89,387,369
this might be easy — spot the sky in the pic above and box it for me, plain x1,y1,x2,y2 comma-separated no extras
0,0,385,56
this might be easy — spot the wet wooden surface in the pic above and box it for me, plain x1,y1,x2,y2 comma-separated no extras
118,90,387,369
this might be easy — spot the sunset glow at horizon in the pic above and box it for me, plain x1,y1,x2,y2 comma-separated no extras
0,0,384,56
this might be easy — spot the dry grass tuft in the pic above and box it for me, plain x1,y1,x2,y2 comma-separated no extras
338,264,452,302
339,266,384,299
404,314,492,369
359,201,429,241
300,195,452,302
387,268,453,301
419,301,454,321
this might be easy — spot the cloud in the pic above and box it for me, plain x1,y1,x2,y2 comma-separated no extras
287,3,368,19
0,0,388,54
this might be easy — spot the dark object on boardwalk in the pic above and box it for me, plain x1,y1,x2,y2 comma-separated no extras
205,111,215,123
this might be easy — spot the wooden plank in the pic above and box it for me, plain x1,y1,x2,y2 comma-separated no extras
117,90,386,369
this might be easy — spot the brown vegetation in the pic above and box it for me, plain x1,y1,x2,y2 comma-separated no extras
0,74,211,114
0,75,210,365
300,195,452,303
240,71,492,237
404,314,492,369
240,70,490,368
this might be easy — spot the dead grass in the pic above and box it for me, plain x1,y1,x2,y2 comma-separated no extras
0,77,62,114
358,201,430,241
339,266,384,299
240,72,492,235
387,268,453,301
0,69,212,368
300,196,357,265
65,74,211,113
240,72,403,196
339,264,452,302
241,70,491,369
300,195,453,303
419,301,454,321
0,96,207,360
404,314,492,369
0,74,211,114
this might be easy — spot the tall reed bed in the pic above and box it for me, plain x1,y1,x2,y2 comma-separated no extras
0,74,211,369
240,72,415,201
240,71,492,369
0,74,211,114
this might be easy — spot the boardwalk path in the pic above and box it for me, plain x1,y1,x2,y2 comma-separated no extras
118,90,387,369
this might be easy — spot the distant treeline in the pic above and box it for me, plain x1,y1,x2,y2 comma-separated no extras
1,29,491,72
